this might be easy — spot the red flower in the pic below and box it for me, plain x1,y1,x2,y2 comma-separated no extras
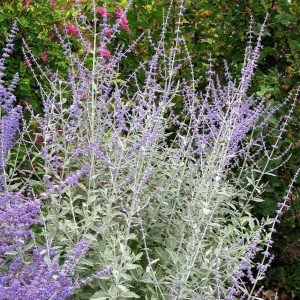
115,6,124,19
96,7,109,17
50,0,56,7
66,24,79,37
50,33,59,42
41,52,48,61
23,59,30,68
99,48,112,59
23,0,30,6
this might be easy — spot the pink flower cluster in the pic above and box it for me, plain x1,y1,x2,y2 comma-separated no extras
95,6,130,33
99,48,112,59
23,59,30,68
41,52,48,61
95,7,111,18
60,6,131,62
66,24,79,37
115,6,130,33
22,0,30,6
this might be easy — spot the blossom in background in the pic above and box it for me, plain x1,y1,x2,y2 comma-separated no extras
23,59,30,68
115,6,130,33
115,6,124,19
22,0,30,6
50,33,59,42
41,52,48,61
99,47,112,59
96,7,110,17
120,17,130,33
50,0,56,7
66,24,79,37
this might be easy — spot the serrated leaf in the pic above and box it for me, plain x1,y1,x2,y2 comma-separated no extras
90,291,108,300
118,285,140,298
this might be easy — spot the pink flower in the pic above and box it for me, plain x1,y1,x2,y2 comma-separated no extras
99,48,112,59
115,7,130,33
105,29,113,37
96,7,109,17
50,0,56,7
23,0,30,6
120,17,130,33
41,52,48,61
115,6,124,19
66,24,79,37
23,59,30,68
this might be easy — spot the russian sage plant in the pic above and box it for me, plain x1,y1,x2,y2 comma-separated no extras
4,1,299,299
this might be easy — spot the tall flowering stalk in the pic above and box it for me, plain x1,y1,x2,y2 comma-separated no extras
16,1,300,299
0,21,21,191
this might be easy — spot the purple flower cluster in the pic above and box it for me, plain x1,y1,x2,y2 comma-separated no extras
0,192,73,300
0,250,73,300
0,192,40,255
0,22,21,190
73,266,111,289
0,191,110,300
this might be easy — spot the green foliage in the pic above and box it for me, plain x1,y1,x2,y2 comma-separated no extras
0,0,77,110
